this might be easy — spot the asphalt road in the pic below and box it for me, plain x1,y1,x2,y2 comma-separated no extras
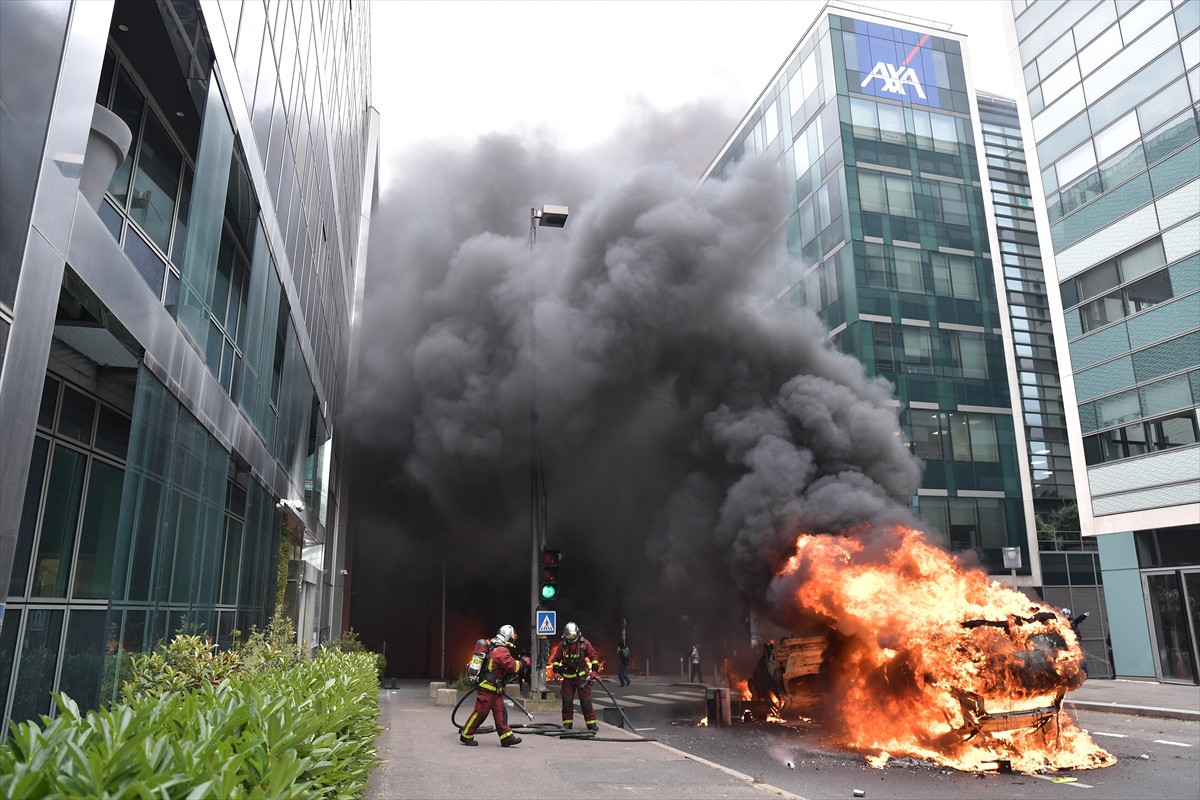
595,678,1200,800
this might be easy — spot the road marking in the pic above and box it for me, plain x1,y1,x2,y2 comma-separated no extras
623,695,675,704
1092,732,1127,738
651,693,704,701
1154,740,1193,747
1030,774,1093,789
635,727,656,731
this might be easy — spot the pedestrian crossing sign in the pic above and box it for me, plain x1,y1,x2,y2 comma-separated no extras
537,610,556,635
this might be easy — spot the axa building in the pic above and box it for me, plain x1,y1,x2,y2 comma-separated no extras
1006,0,1199,684
0,0,378,732
700,3,1107,659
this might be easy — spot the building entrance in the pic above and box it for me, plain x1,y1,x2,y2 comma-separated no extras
1144,569,1200,684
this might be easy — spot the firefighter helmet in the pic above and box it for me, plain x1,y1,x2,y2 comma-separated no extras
496,624,516,647
564,622,580,642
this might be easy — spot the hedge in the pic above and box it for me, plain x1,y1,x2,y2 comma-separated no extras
0,648,381,799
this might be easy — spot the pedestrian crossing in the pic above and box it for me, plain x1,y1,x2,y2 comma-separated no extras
592,689,707,709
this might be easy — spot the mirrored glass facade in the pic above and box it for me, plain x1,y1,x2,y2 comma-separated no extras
0,0,377,732
703,10,1033,577
1010,0,1199,683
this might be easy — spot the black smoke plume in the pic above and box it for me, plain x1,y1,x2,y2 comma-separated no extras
345,105,923,676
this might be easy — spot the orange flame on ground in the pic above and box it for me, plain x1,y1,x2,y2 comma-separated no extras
772,526,1114,773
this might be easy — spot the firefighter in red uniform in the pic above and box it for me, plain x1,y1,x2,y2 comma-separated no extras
551,622,600,732
460,624,529,747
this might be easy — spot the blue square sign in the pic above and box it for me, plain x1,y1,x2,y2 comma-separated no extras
537,610,556,636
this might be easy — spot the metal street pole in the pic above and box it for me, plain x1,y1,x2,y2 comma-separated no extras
528,204,567,697
440,560,446,681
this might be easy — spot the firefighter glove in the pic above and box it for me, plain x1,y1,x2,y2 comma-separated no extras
521,656,531,672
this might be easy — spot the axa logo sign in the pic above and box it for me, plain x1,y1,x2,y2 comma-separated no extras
860,62,926,100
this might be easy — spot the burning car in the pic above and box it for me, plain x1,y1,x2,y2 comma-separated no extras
736,526,1115,773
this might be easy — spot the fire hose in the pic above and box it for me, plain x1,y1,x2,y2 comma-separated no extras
450,677,656,742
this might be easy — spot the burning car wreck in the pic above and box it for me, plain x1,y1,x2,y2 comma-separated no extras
729,526,1116,774
754,614,1072,740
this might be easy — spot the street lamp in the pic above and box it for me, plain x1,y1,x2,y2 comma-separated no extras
529,204,567,697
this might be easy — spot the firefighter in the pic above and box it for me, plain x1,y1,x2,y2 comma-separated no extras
460,624,529,747
551,621,601,731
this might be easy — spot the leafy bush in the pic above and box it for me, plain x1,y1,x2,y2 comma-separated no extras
0,650,381,799
324,628,385,682
120,634,243,701
237,614,303,674
452,667,474,691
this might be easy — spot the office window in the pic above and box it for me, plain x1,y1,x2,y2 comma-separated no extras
910,411,946,461
1083,411,1199,465
903,327,933,369
1094,111,1141,161
859,171,887,213
895,248,924,293
949,412,973,460
931,252,979,300
968,415,1000,462
1150,415,1200,450
953,331,989,379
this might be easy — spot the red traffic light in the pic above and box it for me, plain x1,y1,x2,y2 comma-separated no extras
541,548,561,567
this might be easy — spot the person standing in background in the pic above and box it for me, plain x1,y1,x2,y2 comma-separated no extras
689,644,702,682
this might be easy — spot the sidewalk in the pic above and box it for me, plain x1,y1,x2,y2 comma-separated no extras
1065,676,1200,721
366,680,801,800
366,676,1199,799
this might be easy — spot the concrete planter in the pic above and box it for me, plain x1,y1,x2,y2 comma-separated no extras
80,103,132,210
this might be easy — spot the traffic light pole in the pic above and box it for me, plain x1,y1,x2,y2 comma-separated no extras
529,209,546,697
527,205,567,698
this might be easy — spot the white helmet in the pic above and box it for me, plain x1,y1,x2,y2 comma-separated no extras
496,624,516,647
564,622,580,642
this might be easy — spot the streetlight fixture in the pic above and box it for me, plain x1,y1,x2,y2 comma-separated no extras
529,203,567,698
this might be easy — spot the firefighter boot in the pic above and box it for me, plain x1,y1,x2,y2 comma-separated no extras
501,735,523,747
587,722,598,733
562,722,572,730
459,735,477,747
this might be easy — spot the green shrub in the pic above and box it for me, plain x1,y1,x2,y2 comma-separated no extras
452,667,474,691
120,634,243,701
324,628,386,682
0,650,381,799
237,614,304,673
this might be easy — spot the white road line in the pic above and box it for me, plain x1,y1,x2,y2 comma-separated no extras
1030,774,1093,789
1154,740,1193,747
634,727,656,731
650,693,704,701
623,695,675,705
595,700,643,708
1092,732,1127,738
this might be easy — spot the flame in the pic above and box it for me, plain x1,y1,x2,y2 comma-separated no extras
722,658,753,699
764,526,1114,773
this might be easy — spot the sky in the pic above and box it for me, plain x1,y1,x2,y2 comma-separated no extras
369,0,1021,190
348,0,1025,676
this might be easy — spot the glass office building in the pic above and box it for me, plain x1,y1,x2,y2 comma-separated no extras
1008,0,1199,684
702,6,1037,582
977,93,1112,677
0,0,378,732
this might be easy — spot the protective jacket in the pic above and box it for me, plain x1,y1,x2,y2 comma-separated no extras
478,639,524,694
551,637,599,679
551,636,600,730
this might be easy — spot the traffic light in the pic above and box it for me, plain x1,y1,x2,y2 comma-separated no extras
540,548,561,600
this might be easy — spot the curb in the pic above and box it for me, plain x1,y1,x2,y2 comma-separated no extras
1067,700,1200,722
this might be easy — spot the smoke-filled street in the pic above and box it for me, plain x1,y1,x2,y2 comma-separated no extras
346,121,924,677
